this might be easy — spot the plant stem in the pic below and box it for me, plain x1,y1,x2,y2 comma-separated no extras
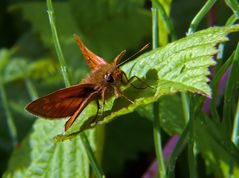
153,101,166,178
210,52,234,121
167,120,191,178
46,0,70,87
210,9,238,123
188,125,197,178
152,6,167,178
181,93,190,123
81,133,105,178
184,0,219,175
232,97,239,147
225,0,239,17
228,43,239,177
180,93,193,176
46,0,104,177
187,0,217,34
223,43,239,137
231,44,239,146
152,0,177,41
152,7,159,49
226,14,239,26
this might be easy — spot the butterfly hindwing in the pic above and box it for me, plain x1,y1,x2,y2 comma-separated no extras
64,90,99,131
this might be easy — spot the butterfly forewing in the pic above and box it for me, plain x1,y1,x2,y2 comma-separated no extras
25,84,98,118
74,34,106,70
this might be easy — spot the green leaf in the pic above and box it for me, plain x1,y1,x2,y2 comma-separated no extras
2,57,60,85
3,58,28,83
0,49,11,75
27,58,59,81
136,95,185,135
126,25,239,95
3,119,90,178
159,95,185,134
55,25,239,139
193,114,239,177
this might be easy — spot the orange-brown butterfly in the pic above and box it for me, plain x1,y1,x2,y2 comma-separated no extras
25,35,149,131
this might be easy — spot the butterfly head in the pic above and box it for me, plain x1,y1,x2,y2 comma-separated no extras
103,66,123,85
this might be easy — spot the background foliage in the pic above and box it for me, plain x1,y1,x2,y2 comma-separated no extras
0,0,239,178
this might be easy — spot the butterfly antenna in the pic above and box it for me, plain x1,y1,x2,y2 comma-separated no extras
117,43,150,67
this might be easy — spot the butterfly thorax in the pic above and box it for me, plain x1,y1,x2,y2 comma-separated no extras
82,63,123,99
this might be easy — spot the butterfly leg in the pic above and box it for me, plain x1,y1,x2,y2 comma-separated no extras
121,94,134,104
121,71,153,89
90,98,101,127
113,86,134,104
100,93,105,119
95,97,100,119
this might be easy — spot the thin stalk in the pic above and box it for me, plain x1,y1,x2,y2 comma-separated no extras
153,101,166,178
187,128,197,178
0,83,17,147
210,52,235,121
167,97,204,178
231,44,239,147
152,6,167,178
184,0,219,175
152,0,177,41
231,97,239,178
46,0,70,87
187,0,217,34
151,2,186,177
167,120,191,178
232,97,239,147
212,10,238,124
229,104,238,176
152,7,159,49
225,0,239,17
223,43,239,137
228,43,239,177
188,139,198,178
226,14,239,26
46,0,104,177
209,12,237,123
80,133,105,178
181,93,190,123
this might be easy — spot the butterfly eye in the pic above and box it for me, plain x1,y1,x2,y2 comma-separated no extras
104,73,114,83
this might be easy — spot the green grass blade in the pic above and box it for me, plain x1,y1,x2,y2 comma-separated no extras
188,0,217,34
46,0,70,87
223,43,239,136
152,0,177,41
151,4,167,178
